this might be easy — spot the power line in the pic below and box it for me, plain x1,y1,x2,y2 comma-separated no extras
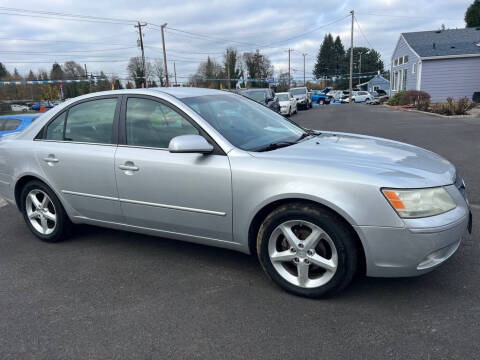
0,6,137,24
354,16,373,49
0,46,138,55
355,12,460,21
260,15,350,47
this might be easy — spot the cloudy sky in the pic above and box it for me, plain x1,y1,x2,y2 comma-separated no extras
0,0,471,83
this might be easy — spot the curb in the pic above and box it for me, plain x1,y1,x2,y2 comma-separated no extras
382,105,479,119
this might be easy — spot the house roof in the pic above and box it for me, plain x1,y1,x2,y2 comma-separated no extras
402,28,480,58
358,74,390,87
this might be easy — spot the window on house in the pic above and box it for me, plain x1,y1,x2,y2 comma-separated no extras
402,69,408,90
393,71,399,91
412,63,417,74
394,58,398,66
399,57,403,65
404,55,409,63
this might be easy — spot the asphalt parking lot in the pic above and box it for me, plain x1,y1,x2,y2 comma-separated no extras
0,104,479,359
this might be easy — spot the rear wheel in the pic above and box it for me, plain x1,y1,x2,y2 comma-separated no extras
20,180,72,243
257,202,358,298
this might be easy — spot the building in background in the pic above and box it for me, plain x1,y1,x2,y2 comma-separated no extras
391,28,480,102
357,73,390,94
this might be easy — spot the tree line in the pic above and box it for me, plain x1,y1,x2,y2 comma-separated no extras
188,48,274,89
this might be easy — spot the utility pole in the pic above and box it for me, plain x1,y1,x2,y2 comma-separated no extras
302,53,307,86
227,49,231,90
173,61,177,86
84,64,91,93
160,23,169,87
288,49,292,88
358,53,362,86
349,10,354,104
135,21,147,88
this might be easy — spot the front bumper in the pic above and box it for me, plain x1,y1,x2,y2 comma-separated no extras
280,107,290,115
356,184,471,277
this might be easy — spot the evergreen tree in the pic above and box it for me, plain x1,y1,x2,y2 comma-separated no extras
465,0,480,27
313,33,336,79
333,36,346,75
50,63,64,80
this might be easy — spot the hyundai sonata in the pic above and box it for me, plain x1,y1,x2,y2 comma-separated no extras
0,88,472,297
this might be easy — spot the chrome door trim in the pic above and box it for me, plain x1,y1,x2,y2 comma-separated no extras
61,190,118,202
61,190,227,216
118,198,227,216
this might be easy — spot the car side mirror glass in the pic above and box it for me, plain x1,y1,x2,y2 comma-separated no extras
168,134,214,154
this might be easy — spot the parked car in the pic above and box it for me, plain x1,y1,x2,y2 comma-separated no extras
311,90,333,105
0,88,471,298
11,104,29,112
31,101,54,111
276,92,297,116
351,91,374,103
328,90,343,102
289,87,312,109
240,88,280,113
0,114,40,138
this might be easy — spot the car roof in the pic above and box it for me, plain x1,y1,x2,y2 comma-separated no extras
240,88,269,92
149,87,228,99
0,114,40,121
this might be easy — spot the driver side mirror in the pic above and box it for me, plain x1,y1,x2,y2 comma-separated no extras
168,135,214,154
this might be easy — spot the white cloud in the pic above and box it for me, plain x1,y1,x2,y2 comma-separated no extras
0,0,471,82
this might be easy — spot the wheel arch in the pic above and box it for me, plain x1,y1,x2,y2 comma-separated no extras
14,174,68,214
247,197,366,275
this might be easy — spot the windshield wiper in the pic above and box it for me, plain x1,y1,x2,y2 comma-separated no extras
255,141,296,152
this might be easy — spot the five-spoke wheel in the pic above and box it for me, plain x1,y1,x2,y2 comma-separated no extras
25,189,57,235
21,180,71,242
257,202,358,298
268,220,338,288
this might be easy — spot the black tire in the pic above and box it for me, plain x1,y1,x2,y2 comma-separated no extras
257,202,358,298
288,106,291,117
20,180,72,243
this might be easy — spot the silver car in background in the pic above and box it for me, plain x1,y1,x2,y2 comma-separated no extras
0,88,472,297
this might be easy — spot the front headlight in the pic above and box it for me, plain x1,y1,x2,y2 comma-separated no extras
382,187,456,218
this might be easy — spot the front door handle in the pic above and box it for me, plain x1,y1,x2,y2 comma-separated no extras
118,162,139,172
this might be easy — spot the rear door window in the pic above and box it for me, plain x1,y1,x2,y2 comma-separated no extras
65,98,117,144
45,112,67,141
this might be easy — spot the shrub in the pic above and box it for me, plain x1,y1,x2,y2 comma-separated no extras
387,90,405,106
398,90,431,111
430,97,474,115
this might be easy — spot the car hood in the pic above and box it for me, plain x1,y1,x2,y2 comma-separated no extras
250,131,455,188
293,94,307,100
279,100,291,106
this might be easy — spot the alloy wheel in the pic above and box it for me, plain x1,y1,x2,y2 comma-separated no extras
25,189,57,235
268,220,338,288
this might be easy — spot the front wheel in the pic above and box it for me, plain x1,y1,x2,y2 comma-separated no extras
257,202,358,298
20,180,72,243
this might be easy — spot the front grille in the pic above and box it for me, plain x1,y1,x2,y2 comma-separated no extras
455,174,467,201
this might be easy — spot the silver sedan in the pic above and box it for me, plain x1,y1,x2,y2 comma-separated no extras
0,88,472,297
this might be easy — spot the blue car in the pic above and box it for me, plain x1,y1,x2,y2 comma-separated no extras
311,89,334,104
0,114,40,138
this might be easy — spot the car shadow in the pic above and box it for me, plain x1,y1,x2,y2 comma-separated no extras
66,223,465,301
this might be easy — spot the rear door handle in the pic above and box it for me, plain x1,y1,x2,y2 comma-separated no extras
118,162,139,172
43,156,59,163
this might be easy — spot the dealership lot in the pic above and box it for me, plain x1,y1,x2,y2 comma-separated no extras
0,104,478,359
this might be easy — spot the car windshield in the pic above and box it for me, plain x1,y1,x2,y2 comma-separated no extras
242,90,266,103
290,88,306,95
277,93,290,101
182,94,306,151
